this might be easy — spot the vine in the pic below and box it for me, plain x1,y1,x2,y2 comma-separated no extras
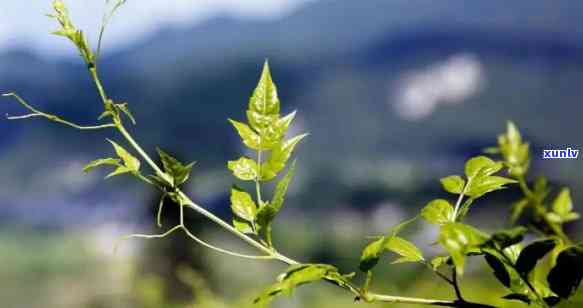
3,2,582,307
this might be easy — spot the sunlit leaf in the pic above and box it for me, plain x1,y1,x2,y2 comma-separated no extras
227,156,259,181
83,157,120,173
421,199,453,225
440,175,465,194
465,156,501,179
230,187,257,222
386,236,424,264
107,139,140,172
248,61,280,117
261,134,308,181
157,148,195,186
438,223,488,276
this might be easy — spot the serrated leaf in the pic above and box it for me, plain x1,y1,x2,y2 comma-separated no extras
254,264,337,304
438,223,488,276
230,187,257,222
156,148,195,186
269,161,296,214
233,216,255,234
261,134,308,181
359,237,385,272
440,175,465,194
228,119,267,150
359,217,418,272
256,161,296,230
547,244,583,299
465,156,501,179
466,175,517,198
246,110,278,131
249,61,280,117
107,139,140,172
485,252,511,288
83,158,120,173
516,239,557,277
552,188,573,217
421,199,454,225
386,236,424,264
227,157,258,181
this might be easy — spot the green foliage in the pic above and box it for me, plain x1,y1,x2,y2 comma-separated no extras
156,148,195,187
359,217,422,272
548,189,579,224
421,199,454,225
227,61,305,247
254,264,348,305
5,4,583,307
438,222,487,275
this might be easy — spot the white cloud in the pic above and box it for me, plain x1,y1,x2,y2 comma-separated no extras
392,53,485,121
0,0,313,56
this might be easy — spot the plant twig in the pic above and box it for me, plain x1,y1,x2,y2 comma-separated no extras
3,93,115,130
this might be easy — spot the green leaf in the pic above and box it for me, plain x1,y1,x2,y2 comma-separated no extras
156,148,195,186
107,139,140,172
230,187,257,222
261,134,308,181
386,236,424,264
359,237,385,272
485,252,511,288
249,61,280,117
465,156,502,179
227,157,258,181
430,256,451,270
515,239,557,277
256,161,297,230
489,226,528,249
547,244,583,299
228,119,266,150
254,264,337,304
83,158,120,173
438,223,488,276
233,216,255,234
497,122,530,177
269,161,296,214
359,217,419,271
466,176,517,198
552,188,574,217
421,199,454,225
105,165,132,179
440,175,465,194
246,110,278,131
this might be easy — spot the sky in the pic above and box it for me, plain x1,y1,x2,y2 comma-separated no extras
0,0,313,57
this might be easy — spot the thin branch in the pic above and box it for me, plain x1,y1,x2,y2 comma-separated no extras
113,224,182,253
178,202,274,260
452,268,465,302
3,93,115,130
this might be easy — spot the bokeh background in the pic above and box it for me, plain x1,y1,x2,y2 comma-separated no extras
0,1,582,307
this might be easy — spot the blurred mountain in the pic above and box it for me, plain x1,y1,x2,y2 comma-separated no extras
1,0,582,222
